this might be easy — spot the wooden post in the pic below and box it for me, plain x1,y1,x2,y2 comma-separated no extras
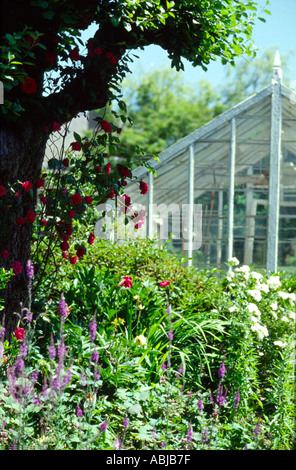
227,118,236,263
187,144,195,266
147,171,154,238
267,51,282,274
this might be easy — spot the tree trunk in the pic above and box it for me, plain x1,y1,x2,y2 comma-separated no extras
0,123,47,340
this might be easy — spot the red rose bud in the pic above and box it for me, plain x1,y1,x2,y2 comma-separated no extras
70,255,78,265
62,158,69,167
36,178,45,188
76,246,86,258
14,327,25,340
0,185,6,197
16,217,26,226
99,119,112,133
68,209,75,219
12,261,23,276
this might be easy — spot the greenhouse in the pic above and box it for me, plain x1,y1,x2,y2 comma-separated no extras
125,52,296,273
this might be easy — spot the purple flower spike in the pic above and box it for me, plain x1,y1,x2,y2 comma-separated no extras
89,316,97,342
218,357,226,379
123,415,129,430
26,259,34,280
234,389,240,409
58,294,68,319
100,418,108,433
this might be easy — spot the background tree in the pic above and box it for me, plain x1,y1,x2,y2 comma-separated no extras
0,0,270,338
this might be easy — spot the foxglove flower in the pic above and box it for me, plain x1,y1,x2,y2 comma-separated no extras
100,419,108,433
218,358,226,379
89,316,97,342
58,294,68,319
26,259,34,280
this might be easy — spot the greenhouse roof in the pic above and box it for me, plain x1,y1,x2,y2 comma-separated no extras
127,55,296,207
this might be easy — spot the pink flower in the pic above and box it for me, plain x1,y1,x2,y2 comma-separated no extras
120,276,133,288
26,210,36,223
71,141,82,151
71,193,82,205
85,196,93,205
139,181,149,195
1,250,9,259
159,281,170,287
12,260,22,276
0,185,6,197
70,255,78,265
16,217,26,226
22,181,33,192
14,327,25,341
88,233,95,245
52,121,61,131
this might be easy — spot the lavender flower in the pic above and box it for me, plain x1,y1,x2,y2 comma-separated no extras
216,384,228,406
166,303,171,316
26,259,34,280
89,316,97,342
58,294,68,319
92,349,99,363
198,398,203,413
100,418,108,433
218,357,226,379
48,334,56,360
234,389,240,409
123,415,129,430
168,330,174,341
187,422,193,444
254,420,260,437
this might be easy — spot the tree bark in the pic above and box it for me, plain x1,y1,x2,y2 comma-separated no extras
0,123,47,339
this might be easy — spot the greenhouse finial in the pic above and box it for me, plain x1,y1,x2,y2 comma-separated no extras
272,50,282,83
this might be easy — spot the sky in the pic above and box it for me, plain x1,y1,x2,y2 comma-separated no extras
122,0,296,89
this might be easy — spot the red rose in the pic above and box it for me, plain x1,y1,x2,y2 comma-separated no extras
117,127,122,134
0,185,6,197
70,255,78,265
26,210,36,223
85,196,93,205
69,46,80,61
60,241,69,252
22,181,33,192
105,163,112,174
139,181,149,195
106,51,118,64
16,217,26,226
52,122,61,131
36,178,45,188
99,119,112,133
62,252,68,259
41,219,47,226
1,250,9,259
68,209,75,219
71,141,82,151
71,192,82,205
21,77,37,94
76,246,86,258
62,158,69,167
118,165,130,178
95,47,103,55
45,51,57,65
12,260,22,276
40,196,47,205
14,327,25,341
87,40,95,58
88,233,95,245
95,165,102,173
106,188,115,199
120,276,133,288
